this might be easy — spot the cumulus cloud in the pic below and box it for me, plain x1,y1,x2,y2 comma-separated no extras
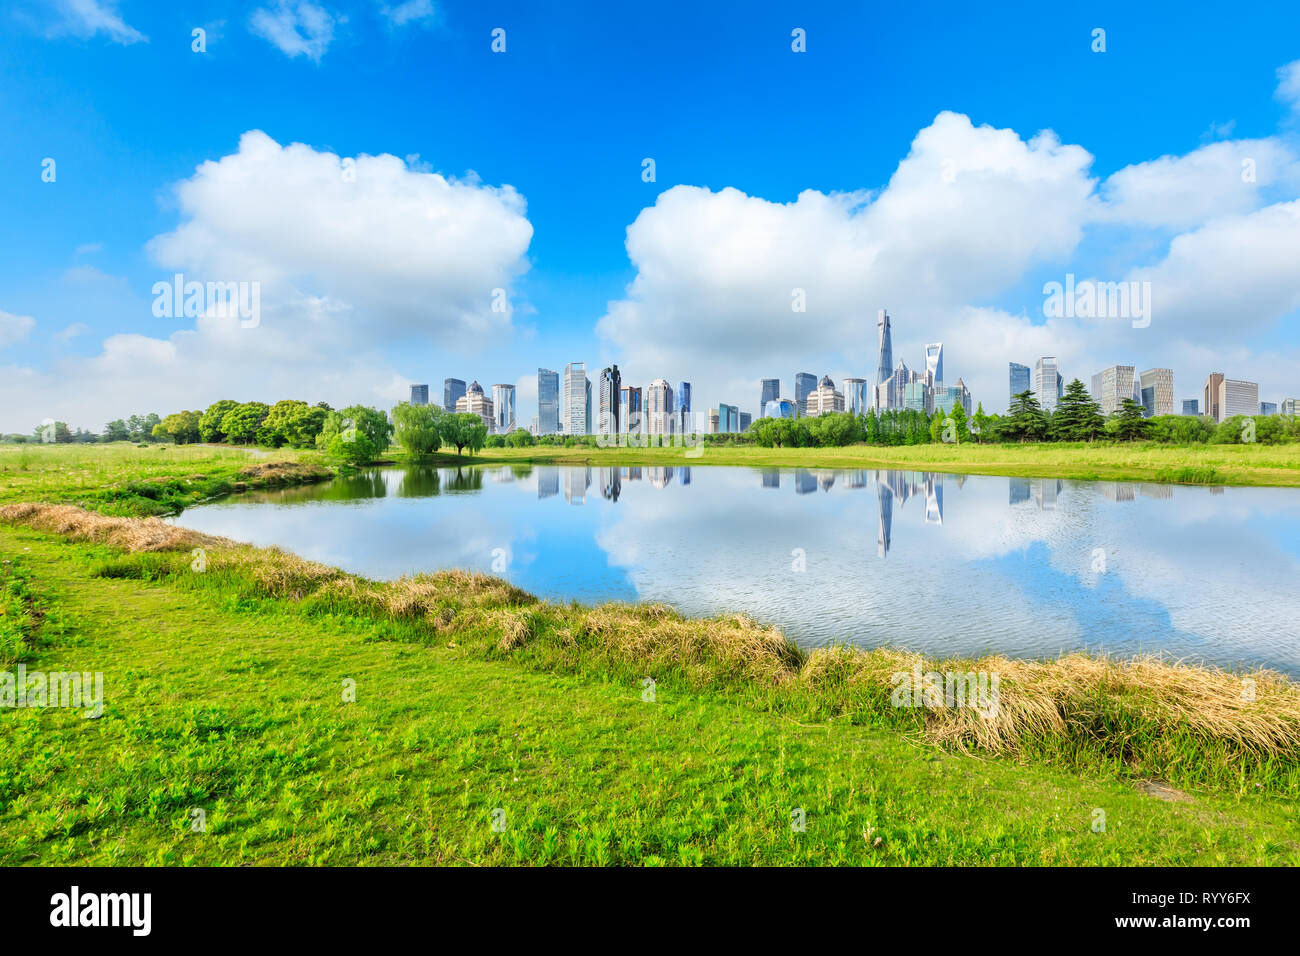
1098,138,1300,229
249,1,338,61
0,311,36,348
48,0,147,44
147,130,533,344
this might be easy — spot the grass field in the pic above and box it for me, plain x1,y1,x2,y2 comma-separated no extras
2,441,1299,865
464,441,1300,488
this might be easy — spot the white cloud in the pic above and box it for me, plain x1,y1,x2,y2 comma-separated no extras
1097,138,1300,229
1277,59,1300,115
49,0,147,44
249,1,338,61
147,130,533,344
0,311,36,348
55,322,89,343
379,0,436,28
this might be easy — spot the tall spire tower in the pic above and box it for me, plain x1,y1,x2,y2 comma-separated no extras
875,309,893,406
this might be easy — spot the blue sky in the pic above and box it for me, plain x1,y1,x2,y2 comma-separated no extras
2,0,1300,431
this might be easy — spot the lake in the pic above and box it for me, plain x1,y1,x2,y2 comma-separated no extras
168,463,1300,676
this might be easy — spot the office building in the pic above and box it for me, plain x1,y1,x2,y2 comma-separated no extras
563,362,588,434
1282,399,1300,416
843,377,869,415
924,342,944,388
739,412,752,431
707,408,720,433
1090,365,1135,417
760,379,780,416
1203,373,1225,423
794,372,817,415
903,379,931,414
1218,378,1259,421
933,379,972,417
455,380,495,431
537,368,560,434
598,365,621,435
1261,401,1278,416
646,379,674,435
719,403,740,433
619,385,642,434
492,384,515,433
1138,368,1174,417
677,381,692,434
764,398,797,419
876,309,893,409
443,378,466,413
1182,399,1199,416
1009,362,1031,408
807,375,845,416
409,384,429,407
1034,357,1062,412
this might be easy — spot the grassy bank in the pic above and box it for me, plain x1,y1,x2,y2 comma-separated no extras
2,503,1299,865
458,442,1300,488
0,443,333,516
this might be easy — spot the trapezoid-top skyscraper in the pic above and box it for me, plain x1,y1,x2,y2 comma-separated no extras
875,309,893,409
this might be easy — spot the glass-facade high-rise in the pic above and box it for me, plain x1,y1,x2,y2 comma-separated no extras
598,365,621,435
410,384,429,406
842,378,869,415
1138,368,1173,418
1009,362,1030,409
646,379,674,435
876,309,893,409
443,378,466,413
760,378,779,417
1034,357,1062,412
1090,365,1135,417
677,381,692,434
764,398,796,419
492,384,516,433
1182,399,1199,416
619,385,642,434
794,373,817,415
924,342,943,388
563,362,588,434
537,368,560,434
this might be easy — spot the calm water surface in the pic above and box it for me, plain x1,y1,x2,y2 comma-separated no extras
169,464,1300,676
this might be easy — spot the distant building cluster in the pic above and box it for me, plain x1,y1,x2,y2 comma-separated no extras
411,304,1295,437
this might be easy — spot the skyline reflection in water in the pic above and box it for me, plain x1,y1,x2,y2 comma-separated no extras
168,464,1300,676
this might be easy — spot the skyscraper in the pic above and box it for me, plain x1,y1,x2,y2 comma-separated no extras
1261,401,1278,416
1138,368,1174,417
794,373,817,415
492,384,516,433
807,375,845,416
563,362,588,435
1282,399,1300,416
842,377,868,415
1091,365,1135,417
1009,362,1031,408
1182,399,1199,416
443,378,466,413
619,385,642,434
1218,378,1259,421
876,309,893,409
1034,357,1062,412
646,379,674,435
924,342,943,388
1203,373,1225,423
537,368,560,434
410,384,429,406
760,378,779,417
764,398,796,418
455,380,495,431
677,381,692,434
598,365,621,435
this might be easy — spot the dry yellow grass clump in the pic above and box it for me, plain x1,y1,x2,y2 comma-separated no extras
0,503,231,553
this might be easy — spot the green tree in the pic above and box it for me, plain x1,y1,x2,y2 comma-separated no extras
1113,397,1150,441
1003,390,1049,442
336,405,393,454
1051,379,1105,442
157,410,202,444
199,400,240,443
219,402,270,444
315,411,377,464
506,428,536,447
442,412,488,457
391,402,445,458
103,419,130,442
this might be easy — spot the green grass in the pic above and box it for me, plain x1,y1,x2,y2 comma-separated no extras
1,525,1297,865
456,441,1300,488
0,443,332,516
